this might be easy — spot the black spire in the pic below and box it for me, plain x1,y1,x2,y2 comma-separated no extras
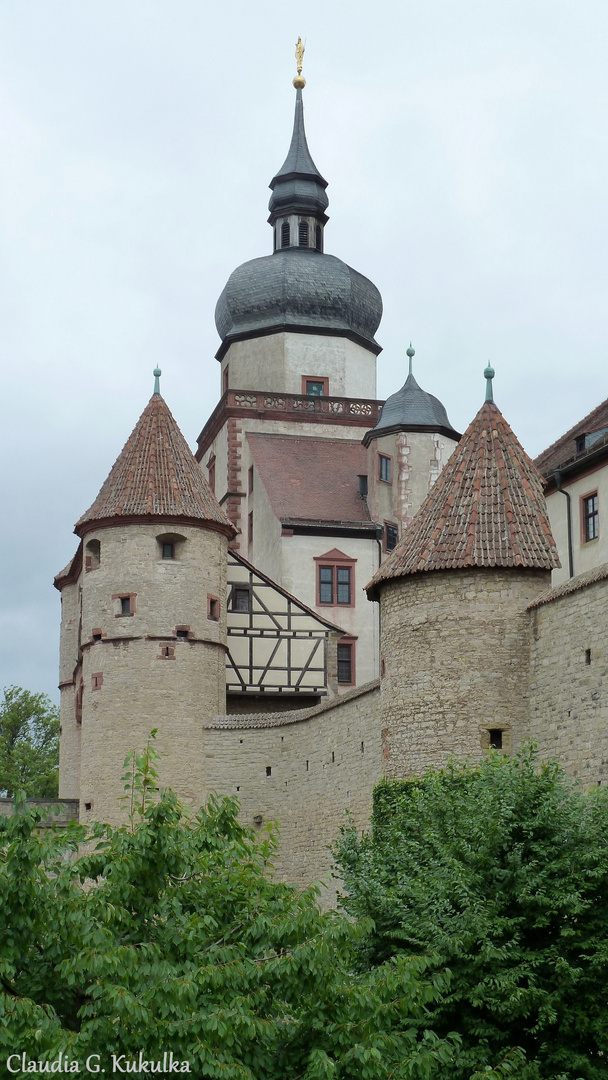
268,88,329,225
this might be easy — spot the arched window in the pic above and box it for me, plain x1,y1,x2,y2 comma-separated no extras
281,221,290,247
315,225,322,252
85,538,100,571
298,220,309,247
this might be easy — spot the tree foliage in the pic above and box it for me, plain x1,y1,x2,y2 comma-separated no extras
0,686,59,798
336,748,608,1080
0,741,460,1079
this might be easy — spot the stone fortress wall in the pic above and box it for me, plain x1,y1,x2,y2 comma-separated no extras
205,681,382,908
527,565,608,785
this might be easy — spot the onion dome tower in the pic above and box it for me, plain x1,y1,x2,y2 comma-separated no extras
213,42,383,398
56,370,235,826
366,365,560,778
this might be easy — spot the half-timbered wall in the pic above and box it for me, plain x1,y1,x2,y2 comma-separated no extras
226,551,342,705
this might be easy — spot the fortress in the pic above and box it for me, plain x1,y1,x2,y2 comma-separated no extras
54,62,608,899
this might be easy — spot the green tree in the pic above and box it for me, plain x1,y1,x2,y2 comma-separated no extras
0,743,460,1079
0,686,59,798
336,748,608,1080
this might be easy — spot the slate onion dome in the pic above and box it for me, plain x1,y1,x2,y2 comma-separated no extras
363,345,460,446
214,65,383,361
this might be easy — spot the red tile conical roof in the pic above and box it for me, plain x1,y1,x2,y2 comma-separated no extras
75,393,234,536
367,400,559,598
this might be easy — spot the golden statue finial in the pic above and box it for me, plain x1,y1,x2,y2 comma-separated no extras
293,36,306,89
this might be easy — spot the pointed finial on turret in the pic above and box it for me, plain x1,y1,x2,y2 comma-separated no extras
406,343,415,376
484,362,495,403
153,367,162,395
293,36,306,89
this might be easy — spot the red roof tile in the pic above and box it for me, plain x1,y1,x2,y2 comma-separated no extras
367,400,559,596
534,396,608,477
76,394,233,536
247,433,372,526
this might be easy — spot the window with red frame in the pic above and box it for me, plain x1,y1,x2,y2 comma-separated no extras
582,492,599,542
337,641,355,684
318,565,351,605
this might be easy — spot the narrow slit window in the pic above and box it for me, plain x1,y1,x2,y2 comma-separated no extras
315,225,322,251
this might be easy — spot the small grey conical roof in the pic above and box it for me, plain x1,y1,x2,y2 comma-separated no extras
268,88,329,221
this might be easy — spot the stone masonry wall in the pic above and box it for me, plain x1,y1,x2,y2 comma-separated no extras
62,522,228,826
58,577,82,799
379,568,551,777
527,568,608,785
205,680,382,909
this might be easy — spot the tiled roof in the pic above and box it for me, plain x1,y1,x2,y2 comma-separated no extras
206,679,380,730
534,396,608,477
528,561,608,609
247,433,372,526
76,394,233,535
367,400,559,595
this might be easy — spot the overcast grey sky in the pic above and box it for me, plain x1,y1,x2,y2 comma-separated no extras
2,0,607,702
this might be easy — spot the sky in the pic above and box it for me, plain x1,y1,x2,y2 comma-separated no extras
1,0,607,703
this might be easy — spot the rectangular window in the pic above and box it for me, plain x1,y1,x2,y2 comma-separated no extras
207,595,220,621
488,729,503,750
120,596,131,616
318,565,352,605
232,587,251,612
337,643,353,684
162,542,174,560
91,672,103,690
248,511,254,546
319,566,334,604
336,567,351,605
379,454,392,483
302,376,329,397
385,523,398,551
222,365,229,394
207,455,216,495
582,493,599,542
248,465,254,494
